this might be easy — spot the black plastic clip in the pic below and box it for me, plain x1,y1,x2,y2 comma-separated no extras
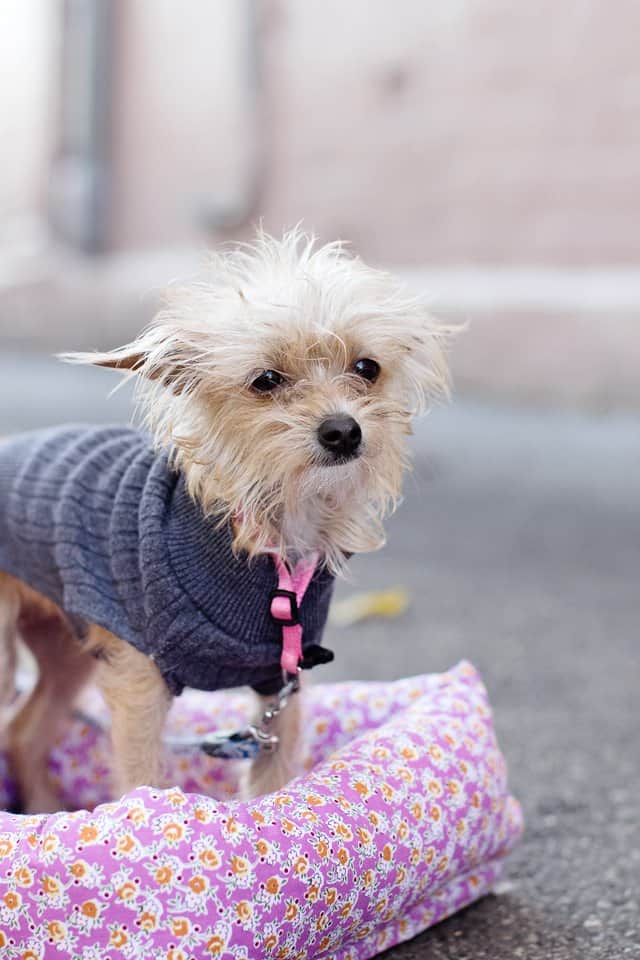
269,588,299,626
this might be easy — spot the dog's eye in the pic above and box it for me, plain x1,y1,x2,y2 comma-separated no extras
251,369,285,392
353,358,380,382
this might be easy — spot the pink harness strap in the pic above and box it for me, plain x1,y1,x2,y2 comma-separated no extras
270,553,319,674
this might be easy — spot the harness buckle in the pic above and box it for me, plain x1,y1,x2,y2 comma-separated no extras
269,588,299,627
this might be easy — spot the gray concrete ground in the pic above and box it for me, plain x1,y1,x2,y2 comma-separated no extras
1,354,639,959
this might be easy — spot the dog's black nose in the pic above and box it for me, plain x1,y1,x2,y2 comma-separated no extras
317,415,362,459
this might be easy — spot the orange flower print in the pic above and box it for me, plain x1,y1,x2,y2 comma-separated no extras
224,815,240,836
163,822,184,843
236,900,252,922
109,926,128,948
205,934,227,955
79,824,99,844
335,822,353,841
0,839,14,858
381,843,393,863
336,847,349,865
138,911,157,932
325,888,337,906
69,860,88,878
3,891,21,910
42,875,61,897
199,848,221,869
171,917,191,937
255,839,270,856
126,805,147,825
115,833,137,856
430,805,442,822
154,865,173,886
293,856,308,875
188,875,208,895
166,788,187,806
14,865,33,887
316,839,329,858
285,900,298,921
47,921,67,942
81,900,99,919
274,794,293,807
167,950,186,960
117,881,137,901
42,834,58,854
265,876,280,895
194,806,211,824
230,855,249,877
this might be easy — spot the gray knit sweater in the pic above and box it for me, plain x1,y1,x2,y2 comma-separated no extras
0,426,334,696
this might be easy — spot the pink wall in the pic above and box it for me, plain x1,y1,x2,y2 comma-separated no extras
258,0,640,265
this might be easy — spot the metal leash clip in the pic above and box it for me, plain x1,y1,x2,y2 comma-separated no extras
71,672,302,761
167,670,301,761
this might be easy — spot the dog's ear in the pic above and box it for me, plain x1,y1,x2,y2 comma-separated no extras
61,346,147,372
59,343,190,386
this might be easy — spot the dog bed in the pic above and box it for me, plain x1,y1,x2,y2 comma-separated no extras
0,661,522,959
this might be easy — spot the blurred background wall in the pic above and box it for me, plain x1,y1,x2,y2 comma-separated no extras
0,0,638,407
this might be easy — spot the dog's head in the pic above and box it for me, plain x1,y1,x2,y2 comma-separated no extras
70,229,452,571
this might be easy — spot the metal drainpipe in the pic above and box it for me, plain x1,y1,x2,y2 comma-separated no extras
50,0,260,251
49,0,113,254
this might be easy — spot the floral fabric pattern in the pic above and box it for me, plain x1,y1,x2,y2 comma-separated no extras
0,661,522,959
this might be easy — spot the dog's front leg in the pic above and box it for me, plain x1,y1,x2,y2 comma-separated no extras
245,681,305,799
90,627,172,798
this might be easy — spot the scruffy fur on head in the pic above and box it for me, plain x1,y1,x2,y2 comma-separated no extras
68,228,451,573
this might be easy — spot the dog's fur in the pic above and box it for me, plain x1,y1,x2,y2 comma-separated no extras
0,228,451,811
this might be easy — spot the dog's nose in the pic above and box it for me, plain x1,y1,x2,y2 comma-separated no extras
317,415,362,459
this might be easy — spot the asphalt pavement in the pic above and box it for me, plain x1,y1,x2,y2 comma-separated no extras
1,353,639,959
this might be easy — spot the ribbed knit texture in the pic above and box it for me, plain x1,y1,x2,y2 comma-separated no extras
0,426,334,696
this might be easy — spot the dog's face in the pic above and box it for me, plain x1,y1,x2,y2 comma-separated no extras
76,230,450,570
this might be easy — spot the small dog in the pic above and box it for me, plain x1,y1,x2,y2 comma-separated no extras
0,228,450,812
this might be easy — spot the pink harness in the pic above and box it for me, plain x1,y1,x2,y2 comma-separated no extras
169,551,329,760
270,553,320,675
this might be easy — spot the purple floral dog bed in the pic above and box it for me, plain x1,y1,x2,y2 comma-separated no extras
0,661,522,959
